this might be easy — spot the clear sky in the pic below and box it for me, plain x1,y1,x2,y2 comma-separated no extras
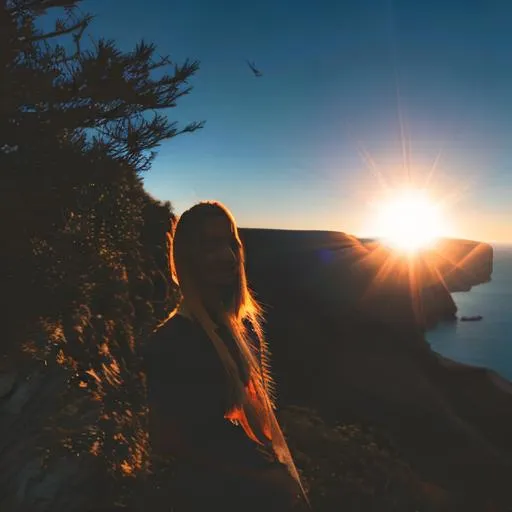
81,0,511,243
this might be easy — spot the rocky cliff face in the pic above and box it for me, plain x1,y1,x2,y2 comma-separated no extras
240,229,494,328
240,229,512,509
425,238,494,292
0,356,107,511
1,229,504,511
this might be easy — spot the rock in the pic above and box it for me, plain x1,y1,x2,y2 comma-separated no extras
0,369,17,398
240,229,493,329
239,229,511,507
1,370,45,415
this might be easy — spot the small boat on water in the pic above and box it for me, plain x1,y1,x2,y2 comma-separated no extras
460,315,483,322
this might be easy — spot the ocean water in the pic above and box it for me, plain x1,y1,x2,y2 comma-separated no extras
427,245,512,381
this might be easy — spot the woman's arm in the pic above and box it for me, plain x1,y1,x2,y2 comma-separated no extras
145,334,281,477
145,330,228,456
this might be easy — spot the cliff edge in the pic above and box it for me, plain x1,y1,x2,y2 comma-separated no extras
240,229,510,509
240,229,494,328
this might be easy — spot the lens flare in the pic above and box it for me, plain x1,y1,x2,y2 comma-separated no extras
373,188,444,252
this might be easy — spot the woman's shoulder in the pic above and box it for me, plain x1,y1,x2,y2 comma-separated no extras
145,314,209,360
154,313,196,337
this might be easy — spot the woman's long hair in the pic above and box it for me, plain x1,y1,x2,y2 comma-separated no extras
169,201,275,406
162,201,309,506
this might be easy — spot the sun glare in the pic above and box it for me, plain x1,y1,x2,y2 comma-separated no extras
374,189,444,253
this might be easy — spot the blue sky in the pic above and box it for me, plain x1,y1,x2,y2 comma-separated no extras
80,0,511,242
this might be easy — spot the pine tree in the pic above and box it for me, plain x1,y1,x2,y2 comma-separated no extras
1,0,203,335
1,1,202,508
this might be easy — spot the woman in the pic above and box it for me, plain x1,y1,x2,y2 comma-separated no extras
144,201,309,511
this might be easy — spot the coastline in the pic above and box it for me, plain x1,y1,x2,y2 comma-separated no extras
435,353,512,394
242,228,512,507
427,243,512,383
2,228,510,510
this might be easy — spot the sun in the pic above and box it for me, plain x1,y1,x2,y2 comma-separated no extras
373,188,444,253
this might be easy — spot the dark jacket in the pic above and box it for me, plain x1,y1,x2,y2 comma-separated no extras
144,314,274,467
143,314,307,511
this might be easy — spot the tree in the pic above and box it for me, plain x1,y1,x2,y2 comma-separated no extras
0,1,202,508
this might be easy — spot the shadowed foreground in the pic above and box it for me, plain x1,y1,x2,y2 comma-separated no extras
1,230,508,511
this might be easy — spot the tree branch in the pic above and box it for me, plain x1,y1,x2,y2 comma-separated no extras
6,0,78,15
29,15,90,42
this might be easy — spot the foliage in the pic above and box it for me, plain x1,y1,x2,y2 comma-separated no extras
1,0,201,481
280,406,449,512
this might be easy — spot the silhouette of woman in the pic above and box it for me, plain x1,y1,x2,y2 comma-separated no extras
144,201,309,511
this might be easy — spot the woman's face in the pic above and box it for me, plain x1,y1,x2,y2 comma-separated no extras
193,215,240,288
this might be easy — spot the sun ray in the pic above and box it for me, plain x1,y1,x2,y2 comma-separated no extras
361,246,403,300
407,255,425,324
373,188,444,252
342,121,390,192
428,241,488,279
395,82,411,184
424,146,444,189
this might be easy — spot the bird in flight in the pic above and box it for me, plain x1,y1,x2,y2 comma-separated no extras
246,60,263,77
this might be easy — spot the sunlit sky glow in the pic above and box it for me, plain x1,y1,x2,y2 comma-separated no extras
80,0,512,243
368,188,447,252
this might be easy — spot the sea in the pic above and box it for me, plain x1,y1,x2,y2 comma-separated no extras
427,244,512,381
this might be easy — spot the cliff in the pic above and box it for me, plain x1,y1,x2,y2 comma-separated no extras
239,228,511,510
240,229,494,328
1,229,505,511
238,230,512,510
425,238,494,291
